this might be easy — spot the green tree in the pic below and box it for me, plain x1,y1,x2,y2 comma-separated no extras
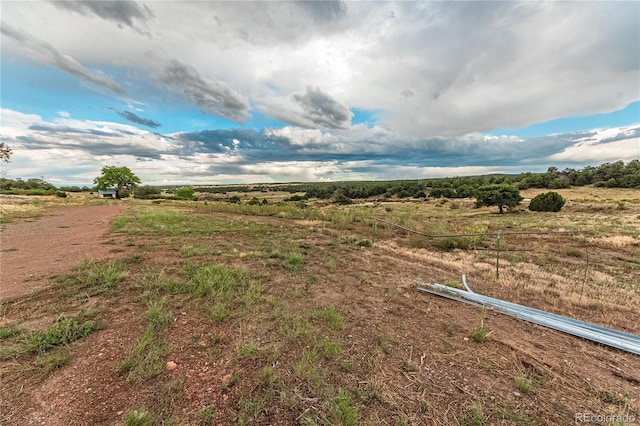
94,166,141,199
175,186,196,200
529,191,566,212
474,184,523,214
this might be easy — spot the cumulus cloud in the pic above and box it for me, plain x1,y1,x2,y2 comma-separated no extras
0,22,124,95
52,0,153,29
161,60,250,123
1,107,638,184
117,111,161,128
262,87,353,129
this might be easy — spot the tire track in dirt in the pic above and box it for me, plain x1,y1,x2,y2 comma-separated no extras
0,205,127,300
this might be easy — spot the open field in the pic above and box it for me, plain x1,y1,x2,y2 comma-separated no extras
0,186,639,425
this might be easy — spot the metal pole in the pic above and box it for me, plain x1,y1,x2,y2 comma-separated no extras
495,232,501,280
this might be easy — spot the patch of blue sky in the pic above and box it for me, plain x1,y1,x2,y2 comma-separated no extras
487,101,640,138
1,57,286,134
350,107,380,128
1,56,119,122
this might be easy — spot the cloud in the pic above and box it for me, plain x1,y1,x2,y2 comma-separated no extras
296,1,347,23
160,60,250,123
0,22,124,95
1,107,638,185
262,87,353,129
117,111,161,128
52,0,153,29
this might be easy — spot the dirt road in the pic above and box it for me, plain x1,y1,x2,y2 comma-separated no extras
0,205,126,299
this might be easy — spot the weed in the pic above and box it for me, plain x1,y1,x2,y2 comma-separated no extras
312,307,344,330
197,407,216,424
294,359,323,387
34,349,71,373
515,376,533,393
597,390,626,406
377,336,395,355
207,302,228,323
220,371,239,392
323,257,337,271
329,389,358,426
259,365,276,388
401,360,417,373
125,409,153,426
283,252,304,272
118,300,172,382
56,259,126,297
459,404,485,426
470,307,489,342
470,326,489,343
321,339,341,358
111,215,129,232
24,313,100,354
235,342,261,359
280,314,313,340
238,396,264,420
145,298,173,331
339,361,355,372
179,245,212,258
0,326,22,340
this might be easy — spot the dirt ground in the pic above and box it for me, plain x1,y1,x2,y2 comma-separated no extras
0,205,127,299
1,201,638,425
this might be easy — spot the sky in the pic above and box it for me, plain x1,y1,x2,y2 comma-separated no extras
1,1,639,186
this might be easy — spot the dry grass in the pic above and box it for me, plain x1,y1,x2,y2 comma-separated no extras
589,235,638,248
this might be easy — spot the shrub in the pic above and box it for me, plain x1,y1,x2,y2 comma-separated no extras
135,185,161,199
529,191,566,212
55,191,68,198
175,187,196,200
334,194,353,205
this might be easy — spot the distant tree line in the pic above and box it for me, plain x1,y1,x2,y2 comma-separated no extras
297,160,639,203
0,178,76,197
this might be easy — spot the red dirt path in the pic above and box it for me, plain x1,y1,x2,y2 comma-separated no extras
0,205,127,300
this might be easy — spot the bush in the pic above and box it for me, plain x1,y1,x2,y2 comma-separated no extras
175,187,196,200
135,185,161,199
55,191,68,198
529,191,566,212
334,194,353,205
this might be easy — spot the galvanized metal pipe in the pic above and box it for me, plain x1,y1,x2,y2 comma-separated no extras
416,282,640,355
429,283,639,341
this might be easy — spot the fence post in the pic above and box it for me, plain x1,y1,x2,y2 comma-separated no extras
495,232,501,280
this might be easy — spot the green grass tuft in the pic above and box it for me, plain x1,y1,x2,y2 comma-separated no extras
24,314,100,354
57,259,127,297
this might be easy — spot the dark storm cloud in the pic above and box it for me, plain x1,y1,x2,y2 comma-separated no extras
52,0,153,29
0,22,125,95
292,87,352,129
296,1,347,23
161,60,250,123
117,111,161,128
264,87,353,130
